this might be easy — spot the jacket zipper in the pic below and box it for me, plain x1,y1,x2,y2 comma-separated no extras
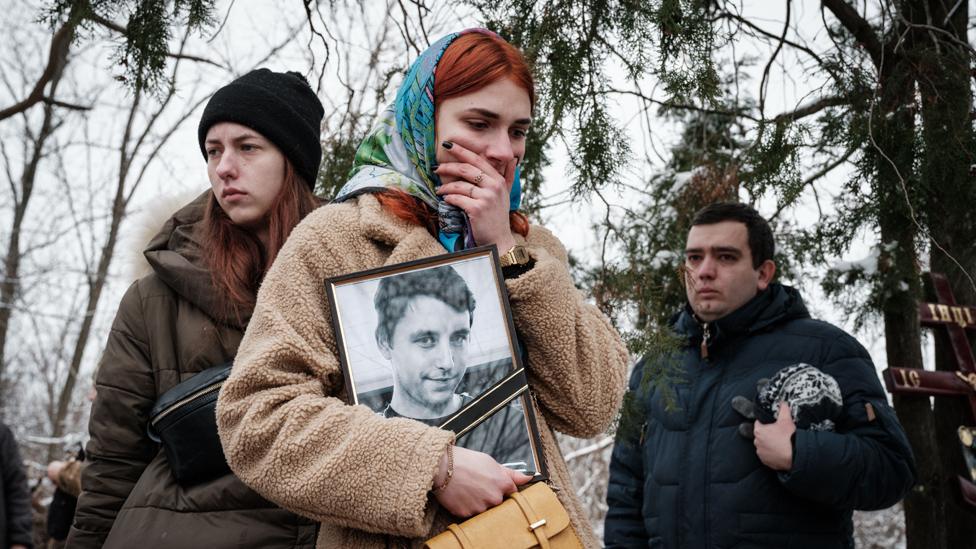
151,381,223,425
700,322,711,360
686,319,713,547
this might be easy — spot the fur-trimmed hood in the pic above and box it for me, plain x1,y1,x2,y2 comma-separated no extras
121,187,247,327
120,187,209,283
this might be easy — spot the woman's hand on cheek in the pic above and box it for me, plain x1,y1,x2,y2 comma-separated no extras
432,446,532,517
435,141,517,253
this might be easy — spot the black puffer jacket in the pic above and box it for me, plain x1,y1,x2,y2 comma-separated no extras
67,193,317,548
1,422,32,549
605,284,915,549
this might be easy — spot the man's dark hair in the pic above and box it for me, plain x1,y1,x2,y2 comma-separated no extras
691,202,774,268
374,265,476,348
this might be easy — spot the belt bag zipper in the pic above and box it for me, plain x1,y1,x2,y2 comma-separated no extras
151,381,223,426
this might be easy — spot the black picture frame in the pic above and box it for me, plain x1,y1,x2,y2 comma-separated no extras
325,246,547,478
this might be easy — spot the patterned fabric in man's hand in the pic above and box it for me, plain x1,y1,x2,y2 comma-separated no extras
755,363,843,431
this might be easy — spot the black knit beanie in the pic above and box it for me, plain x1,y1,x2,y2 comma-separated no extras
198,69,324,189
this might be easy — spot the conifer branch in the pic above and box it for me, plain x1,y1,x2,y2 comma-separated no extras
87,13,226,69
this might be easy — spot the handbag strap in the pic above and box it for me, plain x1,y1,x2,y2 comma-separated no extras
447,523,476,549
510,489,551,549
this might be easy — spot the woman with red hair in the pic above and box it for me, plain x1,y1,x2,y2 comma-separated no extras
217,30,628,548
69,69,322,548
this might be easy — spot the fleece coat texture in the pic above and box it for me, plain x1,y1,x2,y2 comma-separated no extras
67,192,317,548
216,193,629,548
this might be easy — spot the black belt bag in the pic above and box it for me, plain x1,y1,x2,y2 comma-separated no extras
148,363,233,485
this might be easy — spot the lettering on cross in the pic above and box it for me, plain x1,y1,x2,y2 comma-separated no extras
882,272,976,506
883,273,976,419
921,302,976,330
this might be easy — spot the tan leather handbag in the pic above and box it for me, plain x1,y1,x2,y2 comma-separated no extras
424,482,583,549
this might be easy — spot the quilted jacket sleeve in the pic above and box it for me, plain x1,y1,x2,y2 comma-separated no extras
216,210,454,538
67,282,157,548
506,226,629,438
777,331,916,510
604,360,649,548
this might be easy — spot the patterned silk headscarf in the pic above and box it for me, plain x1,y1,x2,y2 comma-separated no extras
333,28,523,252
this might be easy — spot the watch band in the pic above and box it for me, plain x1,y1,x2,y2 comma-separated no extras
499,244,531,268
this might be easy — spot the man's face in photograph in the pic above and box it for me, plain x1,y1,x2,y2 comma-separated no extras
379,295,471,412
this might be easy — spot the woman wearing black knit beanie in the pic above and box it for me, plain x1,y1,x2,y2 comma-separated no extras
67,69,323,549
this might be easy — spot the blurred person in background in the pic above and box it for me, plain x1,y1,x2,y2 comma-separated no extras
1,420,32,549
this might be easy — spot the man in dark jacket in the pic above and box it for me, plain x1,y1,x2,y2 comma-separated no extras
605,202,916,549
1,421,32,549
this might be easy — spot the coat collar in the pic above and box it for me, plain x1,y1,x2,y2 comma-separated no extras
674,283,810,349
354,193,451,265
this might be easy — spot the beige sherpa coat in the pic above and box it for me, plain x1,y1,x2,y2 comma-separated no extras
216,194,628,548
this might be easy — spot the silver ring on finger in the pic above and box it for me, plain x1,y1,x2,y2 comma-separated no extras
473,171,485,184
468,184,476,198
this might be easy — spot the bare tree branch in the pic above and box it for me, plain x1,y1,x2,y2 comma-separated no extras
395,0,423,54
0,17,75,121
0,140,17,201
772,95,848,124
564,435,613,462
770,146,856,220
821,0,888,70
758,0,791,120
41,97,91,111
802,146,856,187
207,0,238,42
715,9,840,84
898,19,976,56
604,87,760,122
402,0,433,46
125,94,210,205
302,0,333,94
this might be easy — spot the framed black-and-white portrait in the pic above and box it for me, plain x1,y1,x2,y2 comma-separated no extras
326,246,546,478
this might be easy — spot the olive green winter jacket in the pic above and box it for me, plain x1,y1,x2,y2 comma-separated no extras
67,192,317,549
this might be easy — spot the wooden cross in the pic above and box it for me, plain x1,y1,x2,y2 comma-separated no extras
882,272,976,506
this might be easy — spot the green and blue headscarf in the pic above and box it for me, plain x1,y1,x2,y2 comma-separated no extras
334,28,523,252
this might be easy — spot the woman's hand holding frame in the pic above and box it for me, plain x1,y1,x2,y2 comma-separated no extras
432,445,532,517
434,141,518,252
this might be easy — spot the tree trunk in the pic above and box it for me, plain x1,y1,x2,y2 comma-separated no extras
915,0,976,544
875,4,945,547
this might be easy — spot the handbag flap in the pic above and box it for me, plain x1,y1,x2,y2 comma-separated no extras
425,483,573,549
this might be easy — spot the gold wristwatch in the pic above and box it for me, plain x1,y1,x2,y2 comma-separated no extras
499,244,531,267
